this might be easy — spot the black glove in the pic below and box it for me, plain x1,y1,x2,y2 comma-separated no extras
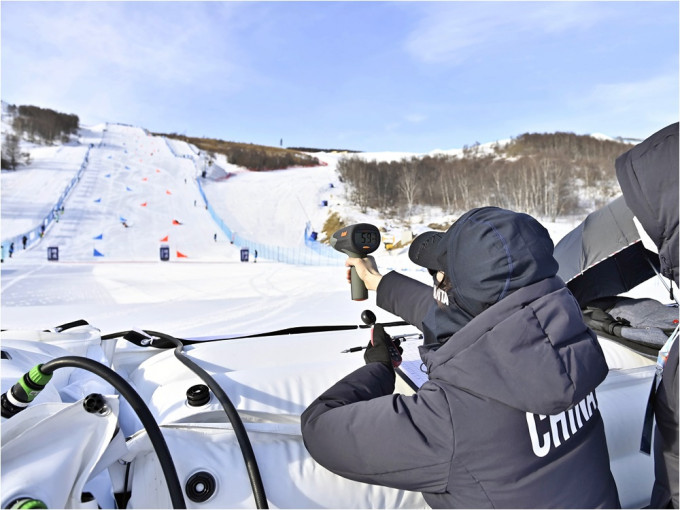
364,324,403,369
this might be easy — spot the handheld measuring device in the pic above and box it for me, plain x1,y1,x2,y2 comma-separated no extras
330,223,381,301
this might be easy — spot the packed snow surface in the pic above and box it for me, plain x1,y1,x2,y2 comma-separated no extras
1,122,667,339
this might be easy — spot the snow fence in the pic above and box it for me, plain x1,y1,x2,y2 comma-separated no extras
1,146,93,262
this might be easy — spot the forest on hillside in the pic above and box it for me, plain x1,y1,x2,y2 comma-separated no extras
337,132,634,220
8,104,79,144
2,104,80,170
157,132,320,171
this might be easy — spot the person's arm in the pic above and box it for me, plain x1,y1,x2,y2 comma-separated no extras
377,271,434,331
346,257,434,331
301,363,452,493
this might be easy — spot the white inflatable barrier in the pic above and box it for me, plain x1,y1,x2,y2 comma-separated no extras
0,325,660,508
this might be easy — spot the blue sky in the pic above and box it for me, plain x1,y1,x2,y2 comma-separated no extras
1,1,678,152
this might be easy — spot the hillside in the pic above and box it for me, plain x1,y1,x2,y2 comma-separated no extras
2,102,638,267
154,132,321,171
338,133,634,222
0,106,668,340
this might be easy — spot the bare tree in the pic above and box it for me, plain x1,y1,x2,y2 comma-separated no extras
399,163,420,216
2,134,20,170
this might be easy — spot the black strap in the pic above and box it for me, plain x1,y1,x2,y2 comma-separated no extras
640,373,657,455
102,321,410,348
49,319,91,333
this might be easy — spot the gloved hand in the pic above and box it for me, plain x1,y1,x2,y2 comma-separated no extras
364,323,403,369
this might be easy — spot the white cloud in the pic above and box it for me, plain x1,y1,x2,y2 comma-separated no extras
404,2,607,65
577,72,678,119
1,2,254,123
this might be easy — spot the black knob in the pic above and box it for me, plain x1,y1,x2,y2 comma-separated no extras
83,393,107,415
361,309,376,326
186,384,210,407
185,471,217,502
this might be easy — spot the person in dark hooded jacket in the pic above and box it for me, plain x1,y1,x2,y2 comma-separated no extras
301,206,621,508
615,122,679,509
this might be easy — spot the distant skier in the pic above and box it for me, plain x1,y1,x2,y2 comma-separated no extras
214,233,217,242
254,249,258,263
22,236,27,249
9,242,14,258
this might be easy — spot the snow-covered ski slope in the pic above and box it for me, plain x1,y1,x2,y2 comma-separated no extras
1,122,668,337
2,122,347,262
0,123,423,336
0,137,91,241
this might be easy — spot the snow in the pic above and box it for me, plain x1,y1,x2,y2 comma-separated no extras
1,120,670,340
0,122,415,337
590,132,616,141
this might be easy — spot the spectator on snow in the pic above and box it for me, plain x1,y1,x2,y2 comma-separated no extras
301,206,621,508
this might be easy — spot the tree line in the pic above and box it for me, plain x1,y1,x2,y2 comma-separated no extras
2,104,80,170
10,104,79,144
337,132,634,220
158,133,320,171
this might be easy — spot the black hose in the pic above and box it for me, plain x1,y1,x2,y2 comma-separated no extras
98,319,413,508
143,330,269,509
40,356,186,509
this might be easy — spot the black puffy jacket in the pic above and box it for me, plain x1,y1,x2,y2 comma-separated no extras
616,123,679,508
302,208,620,508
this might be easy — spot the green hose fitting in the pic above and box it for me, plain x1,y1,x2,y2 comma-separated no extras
18,365,53,403
7,498,48,509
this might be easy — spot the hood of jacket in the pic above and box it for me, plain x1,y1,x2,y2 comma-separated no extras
615,122,679,286
418,207,560,347
421,276,609,415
